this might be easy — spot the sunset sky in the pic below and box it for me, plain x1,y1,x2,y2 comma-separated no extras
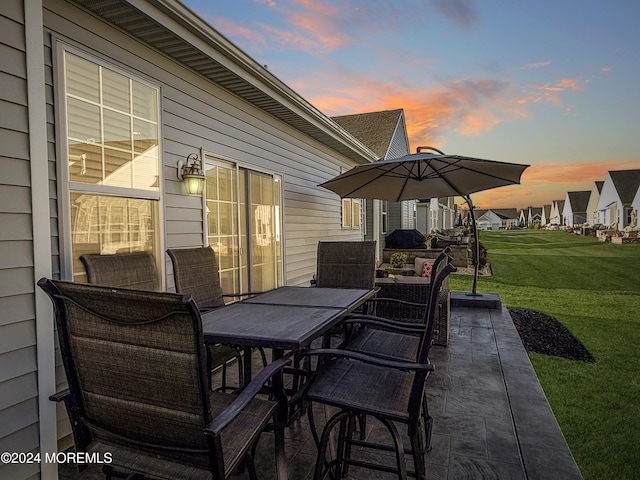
182,0,640,209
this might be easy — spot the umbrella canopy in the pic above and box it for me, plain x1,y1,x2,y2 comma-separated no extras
320,147,530,295
320,147,529,202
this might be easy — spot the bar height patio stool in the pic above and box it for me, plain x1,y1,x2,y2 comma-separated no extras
344,247,453,362
39,278,291,480
303,261,455,480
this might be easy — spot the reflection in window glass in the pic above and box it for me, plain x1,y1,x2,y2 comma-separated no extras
70,193,157,281
64,51,158,190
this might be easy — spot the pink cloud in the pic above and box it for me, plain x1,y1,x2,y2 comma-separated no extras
211,17,268,49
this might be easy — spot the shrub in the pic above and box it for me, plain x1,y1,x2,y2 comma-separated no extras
389,252,408,268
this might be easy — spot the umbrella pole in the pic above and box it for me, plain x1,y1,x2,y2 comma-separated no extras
465,195,480,295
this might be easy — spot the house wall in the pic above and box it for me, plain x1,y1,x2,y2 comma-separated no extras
632,188,640,227
0,2,45,479
562,198,574,227
44,0,363,288
0,1,370,476
477,211,502,230
596,173,620,228
586,184,602,225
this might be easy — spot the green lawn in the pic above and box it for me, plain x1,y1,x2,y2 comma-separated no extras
448,230,640,480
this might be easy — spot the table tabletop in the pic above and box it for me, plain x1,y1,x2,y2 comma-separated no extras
201,302,349,351
243,286,376,313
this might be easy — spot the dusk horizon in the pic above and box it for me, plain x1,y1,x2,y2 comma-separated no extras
183,0,640,210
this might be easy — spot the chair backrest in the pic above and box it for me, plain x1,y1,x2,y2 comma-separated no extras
315,241,376,289
80,252,159,291
38,278,211,453
408,260,455,420
167,247,225,309
416,259,455,364
431,246,452,289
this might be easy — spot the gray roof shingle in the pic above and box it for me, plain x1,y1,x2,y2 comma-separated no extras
332,109,404,159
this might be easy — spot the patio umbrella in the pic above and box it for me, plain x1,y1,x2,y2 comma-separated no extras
320,146,530,294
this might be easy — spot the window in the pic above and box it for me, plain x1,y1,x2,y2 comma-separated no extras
342,198,361,229
381,200,389,234
205,155,283,295
61,49,161,281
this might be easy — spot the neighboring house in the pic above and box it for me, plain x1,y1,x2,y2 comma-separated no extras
596,170,640,229
476,210,503,230
528,207,543,225
420,196,457,233
549,200,565,225
518,209,527,226
542,205,552,226
475,208,519,230
586,181,605,225
334,110,458,240
0,1,379,478
332,109,411,260
632,187,640,228
563,191,591,227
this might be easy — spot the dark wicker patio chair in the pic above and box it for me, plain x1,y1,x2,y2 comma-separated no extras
39,278,291,480
303,261,455,480
167,247,268,390
80,252,159,291
344,246,453,362
312,240,376,290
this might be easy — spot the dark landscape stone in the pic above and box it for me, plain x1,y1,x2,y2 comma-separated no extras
509,308,595,362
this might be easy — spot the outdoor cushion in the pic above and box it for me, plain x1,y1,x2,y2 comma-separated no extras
422,261,433,278
415,257,435,277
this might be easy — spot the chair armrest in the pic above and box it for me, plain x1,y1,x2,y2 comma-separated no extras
49,389,70,402
205,352,294,435
303,348,433,373
342,314,425,333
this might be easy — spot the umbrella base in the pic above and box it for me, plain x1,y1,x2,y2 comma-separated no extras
451,291,501,310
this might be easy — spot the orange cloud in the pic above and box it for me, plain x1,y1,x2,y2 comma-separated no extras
519,77,585,106
470,159,640,209
303,69,520,146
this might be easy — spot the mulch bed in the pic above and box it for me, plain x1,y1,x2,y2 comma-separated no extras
509,308,595,362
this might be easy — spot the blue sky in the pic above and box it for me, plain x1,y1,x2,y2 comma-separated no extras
181,0,640,208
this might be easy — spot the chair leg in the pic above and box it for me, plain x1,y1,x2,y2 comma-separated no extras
220,363,228,392
410,428,427,480
307,402,321,448
421,396,433,453
314,410,351,480
378,417,408,480
245,452,258,480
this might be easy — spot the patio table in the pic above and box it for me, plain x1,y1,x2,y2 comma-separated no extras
201,286,377,400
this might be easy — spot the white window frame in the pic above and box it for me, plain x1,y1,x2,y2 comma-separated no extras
54,41,164,282
381,200,389,234
342,198,362,229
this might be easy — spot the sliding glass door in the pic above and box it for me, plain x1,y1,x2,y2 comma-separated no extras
205,156,283,296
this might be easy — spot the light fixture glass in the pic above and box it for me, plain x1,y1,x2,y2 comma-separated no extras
177,153,206,195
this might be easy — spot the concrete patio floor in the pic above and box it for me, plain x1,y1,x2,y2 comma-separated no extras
59,301,582,479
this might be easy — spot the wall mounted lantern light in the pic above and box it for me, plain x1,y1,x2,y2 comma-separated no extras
177,153,206,195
